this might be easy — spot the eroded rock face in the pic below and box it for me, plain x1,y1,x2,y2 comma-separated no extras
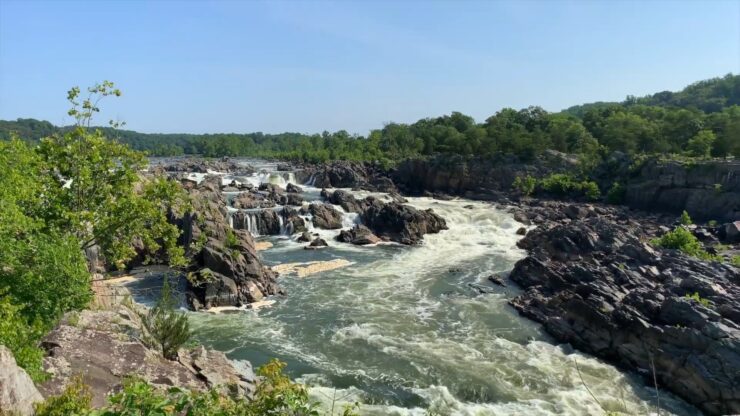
508,218,740,415
0,346,43,416
161,157,254,175
295,161,397,192
624,159,740,222
176,176,281,309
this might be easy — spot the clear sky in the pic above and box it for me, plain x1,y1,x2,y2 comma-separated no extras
0,0,738,135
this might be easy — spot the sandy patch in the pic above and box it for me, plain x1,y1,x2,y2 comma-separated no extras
272,259,353,278
255,241,273,251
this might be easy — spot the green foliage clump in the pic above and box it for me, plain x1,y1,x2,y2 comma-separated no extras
142,277,191,360
512,175,536,196
35,375,93,416
679,210,693,225
651,227,717,261
686,130,716,158
732,256,740,267
684,292,711,308
0,295,47,381
606,182,627,204
34,359,359,416
538,174,601,201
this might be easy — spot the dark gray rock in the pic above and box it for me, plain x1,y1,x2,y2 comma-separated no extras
509,218,740,415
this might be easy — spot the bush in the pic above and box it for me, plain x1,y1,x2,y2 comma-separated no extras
35,375,93,416
679,210,693,225
581,181,601,201
651,227,716,260
512,175,536,196
538,173,601,201
34,359,358,416
684,292,711,308
606,182,626,204
142,277,191,360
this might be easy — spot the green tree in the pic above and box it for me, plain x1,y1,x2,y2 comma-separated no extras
143,277,191,360
36,83,188,269
686,130,716,158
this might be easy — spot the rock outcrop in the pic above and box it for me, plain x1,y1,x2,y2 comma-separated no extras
508,217,740,415
0,345,43,416
176,176,281,310
295,161,396,191
625,159,740,222
40,305,255,407
324,190,447,245
160,157,255,175
391,152,574,199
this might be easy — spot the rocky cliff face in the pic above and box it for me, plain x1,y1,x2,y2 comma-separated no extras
391,152,576,199
625,159,740,222
176,176,282,310
508,217,740,415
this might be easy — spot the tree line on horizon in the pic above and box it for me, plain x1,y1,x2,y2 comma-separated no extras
2,73,739,164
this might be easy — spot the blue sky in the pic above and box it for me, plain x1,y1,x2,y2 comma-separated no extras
0,0,738,135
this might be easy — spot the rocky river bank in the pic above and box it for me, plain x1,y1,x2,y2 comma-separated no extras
285,155,740,414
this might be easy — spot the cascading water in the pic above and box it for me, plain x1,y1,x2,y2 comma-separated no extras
138,159,699,416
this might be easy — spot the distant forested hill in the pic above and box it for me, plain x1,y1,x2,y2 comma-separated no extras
2,74,739,162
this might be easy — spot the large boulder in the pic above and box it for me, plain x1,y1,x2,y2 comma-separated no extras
509,218,740,415
308,203,344,229
0,346,43,416
337,225,380,245
361,200,447,245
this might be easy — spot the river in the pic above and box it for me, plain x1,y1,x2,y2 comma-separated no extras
135,159,699,415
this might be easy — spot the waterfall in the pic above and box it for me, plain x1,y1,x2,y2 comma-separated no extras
306,173,316,186
231,210,261,236
285,172,297,184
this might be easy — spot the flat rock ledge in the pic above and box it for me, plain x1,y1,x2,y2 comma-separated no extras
39,305,255,408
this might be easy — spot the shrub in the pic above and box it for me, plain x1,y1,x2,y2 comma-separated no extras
142,277,191,360
684,292,711,308
538,173,601,201
35,359,357,415
606,182,626,204
651,227,717,261
512,175,536,196
708,220,718,228
732,256,740,267
35,375,92,416
581,181,601,201
539,173,579,195
679,210,692,225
